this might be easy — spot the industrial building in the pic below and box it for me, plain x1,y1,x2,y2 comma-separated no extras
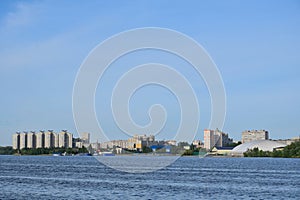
211,146,234,156
231,140,286,156
242,130,269,143
273,136,300,145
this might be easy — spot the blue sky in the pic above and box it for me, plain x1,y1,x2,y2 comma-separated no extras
0,0,299,145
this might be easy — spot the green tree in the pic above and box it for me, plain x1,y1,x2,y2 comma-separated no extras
142,146,152,153
244,141,300,158
0,146,16,155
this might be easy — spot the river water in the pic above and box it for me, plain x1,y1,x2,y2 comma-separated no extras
0,155,299,199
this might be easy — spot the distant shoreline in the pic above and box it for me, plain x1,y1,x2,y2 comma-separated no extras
0,154,298,159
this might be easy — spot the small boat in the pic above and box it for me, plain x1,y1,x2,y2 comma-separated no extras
77,153,92,156
52,153,61,156
99,152,115,156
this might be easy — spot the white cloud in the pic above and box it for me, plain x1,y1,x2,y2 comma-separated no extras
2,1,41,29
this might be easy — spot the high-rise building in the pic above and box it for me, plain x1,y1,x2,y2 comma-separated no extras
81,132,90,145
12,130,73,149
204,129,215,150
53,132,59,147
242,130,269,143
44,131,54,148
215,129,233,147
36,131,45,148
19,132,27,149
59,130,73,148
59,131,66,148
66,132,73,148
204,129,233,150
27,132,36,148
12,132,20,150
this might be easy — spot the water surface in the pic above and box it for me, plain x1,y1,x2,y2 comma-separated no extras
0,155,299,199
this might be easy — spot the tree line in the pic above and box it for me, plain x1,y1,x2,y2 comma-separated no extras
244,141,300,158
0,146,88,155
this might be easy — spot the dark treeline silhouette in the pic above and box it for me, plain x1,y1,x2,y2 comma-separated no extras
0,146,88,155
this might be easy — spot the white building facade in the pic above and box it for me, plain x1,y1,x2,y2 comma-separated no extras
204,129,233,150
242,130,269,143
12,130,73,149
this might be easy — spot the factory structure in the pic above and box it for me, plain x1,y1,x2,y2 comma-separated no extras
241,130,269,143
12,130,90,150
206,129,299,156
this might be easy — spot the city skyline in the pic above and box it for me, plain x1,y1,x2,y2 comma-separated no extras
10,128,299,149
1,1,300,146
